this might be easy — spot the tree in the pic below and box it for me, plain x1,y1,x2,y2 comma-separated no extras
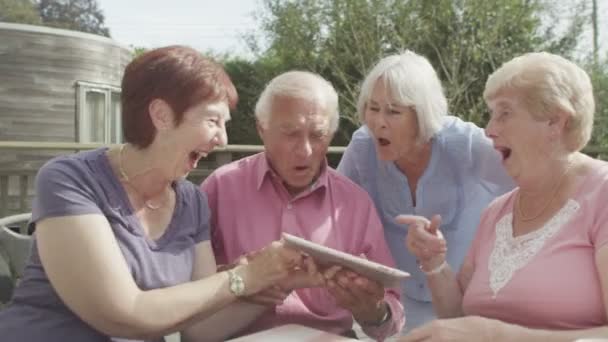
247,0,590,143
0,0,41,25
37,0,110,37
588,57,608,154
591,0,599,66
222,56,283,145
131,46,148,58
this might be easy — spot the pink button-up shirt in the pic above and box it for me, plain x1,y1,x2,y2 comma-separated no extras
201,152,405,340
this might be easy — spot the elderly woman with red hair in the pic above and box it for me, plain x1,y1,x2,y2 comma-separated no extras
0,46,303,342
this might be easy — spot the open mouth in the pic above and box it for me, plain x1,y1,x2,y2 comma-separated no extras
495,146,512,161
378,138,391,146
189,150,208,166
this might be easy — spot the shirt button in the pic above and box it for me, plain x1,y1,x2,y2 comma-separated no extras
286,204,293,209
418,283,424,289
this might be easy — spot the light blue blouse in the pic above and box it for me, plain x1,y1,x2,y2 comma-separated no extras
338,116,513,324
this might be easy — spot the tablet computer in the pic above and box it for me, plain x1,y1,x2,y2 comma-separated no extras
282,233,410,288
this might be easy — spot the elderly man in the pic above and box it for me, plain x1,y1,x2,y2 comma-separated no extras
201,71,405,340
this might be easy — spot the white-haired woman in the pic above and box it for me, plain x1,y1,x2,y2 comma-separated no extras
337,51,514,330
402,52,608,341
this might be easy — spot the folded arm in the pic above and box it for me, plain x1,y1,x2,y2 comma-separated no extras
37,214,242,340
38,214,300,340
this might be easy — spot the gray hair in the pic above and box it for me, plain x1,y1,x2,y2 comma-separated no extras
255,71,340,134
484,52,594,152
357,51,447,144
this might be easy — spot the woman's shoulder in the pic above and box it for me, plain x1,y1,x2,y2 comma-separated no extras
175,179,207,203
432,117,480,164
435,116,497,168
436,116,485,145
349,125,375,146
586,156,608,177
37,148,109,183
341,126,377,169
43,148,106,168
576,156,608,195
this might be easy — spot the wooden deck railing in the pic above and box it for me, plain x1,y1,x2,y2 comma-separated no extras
0,141,347,218
0,170,35,217
1,141,607,219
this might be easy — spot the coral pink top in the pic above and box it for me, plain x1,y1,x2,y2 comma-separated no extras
462,159,608,329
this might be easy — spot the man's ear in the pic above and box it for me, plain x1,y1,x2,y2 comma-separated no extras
149,99,174,131
256,120,266,140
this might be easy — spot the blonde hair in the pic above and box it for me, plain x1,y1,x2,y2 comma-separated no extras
484,52,595,152
357,51,447,143
255,71,340,134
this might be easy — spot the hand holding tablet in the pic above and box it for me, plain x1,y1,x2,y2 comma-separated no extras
282,233,410,288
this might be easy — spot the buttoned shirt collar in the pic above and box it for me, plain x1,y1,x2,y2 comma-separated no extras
254,152,329,197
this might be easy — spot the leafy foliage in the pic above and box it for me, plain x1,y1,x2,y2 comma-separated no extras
0,0,110,37
245,0,591,144
0,0,41,24
588,57,608,154
223,56,283,145
37,0,110,37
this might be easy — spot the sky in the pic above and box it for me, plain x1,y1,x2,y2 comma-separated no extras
99,0,260,56
99,0,608,59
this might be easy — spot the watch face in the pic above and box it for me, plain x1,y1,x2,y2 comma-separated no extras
232,280,244,294
229,271,245,296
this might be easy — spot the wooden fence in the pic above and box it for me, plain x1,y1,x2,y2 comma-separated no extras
1,141,607,218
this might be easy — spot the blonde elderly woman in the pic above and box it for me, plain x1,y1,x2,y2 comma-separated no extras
402,52,608,341
337,51,513,330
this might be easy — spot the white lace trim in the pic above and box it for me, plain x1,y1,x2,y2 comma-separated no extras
488,199,580,297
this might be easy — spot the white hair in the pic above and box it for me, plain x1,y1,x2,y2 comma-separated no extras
255,71,340,134
484,52,595,152
357,51,447,143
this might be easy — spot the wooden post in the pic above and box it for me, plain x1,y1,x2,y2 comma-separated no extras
19,175,28,216
0,176,7,218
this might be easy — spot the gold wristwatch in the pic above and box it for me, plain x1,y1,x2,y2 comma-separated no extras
227,269,245,297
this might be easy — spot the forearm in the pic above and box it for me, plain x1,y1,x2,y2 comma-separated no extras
181,301,268,342
107,271,237,339
426,264,464,318
498,323,608,342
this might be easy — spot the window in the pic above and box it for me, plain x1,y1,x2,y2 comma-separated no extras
76,81,122,143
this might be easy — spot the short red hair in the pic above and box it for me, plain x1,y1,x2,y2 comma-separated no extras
121,45,238,148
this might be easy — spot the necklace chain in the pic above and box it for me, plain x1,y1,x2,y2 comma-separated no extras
516,163,571,222
118,144,166,210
